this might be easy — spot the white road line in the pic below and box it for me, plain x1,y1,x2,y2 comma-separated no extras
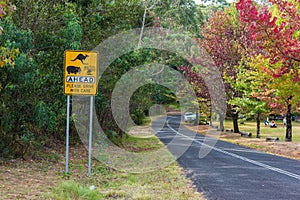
166,120,300,181
156,131,173,133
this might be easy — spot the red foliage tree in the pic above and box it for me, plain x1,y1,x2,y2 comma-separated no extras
236,0,300,78
191,7,247,133
236,0,300,141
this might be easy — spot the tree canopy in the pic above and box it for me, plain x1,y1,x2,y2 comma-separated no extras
1,0,300,158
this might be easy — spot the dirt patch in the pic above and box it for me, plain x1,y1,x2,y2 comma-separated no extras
0,157,62,199
0,144,85,199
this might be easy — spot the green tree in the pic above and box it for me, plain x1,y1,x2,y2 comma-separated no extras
226,62,270,138
0,16,36,157
1,1,83,157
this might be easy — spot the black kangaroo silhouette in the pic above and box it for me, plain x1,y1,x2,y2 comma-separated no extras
71,54,89,64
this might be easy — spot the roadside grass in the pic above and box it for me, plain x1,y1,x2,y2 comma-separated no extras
48,161,201,200
221,120,300,160
223,120,300,142
109,134,164,152
167,103,181,111
1,126,203,200
184,119,300,160
46,133,203,200
49,181,103,199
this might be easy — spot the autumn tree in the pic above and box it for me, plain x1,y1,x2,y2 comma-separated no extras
194,5,247,133
226,59,270,138
236,0,300,141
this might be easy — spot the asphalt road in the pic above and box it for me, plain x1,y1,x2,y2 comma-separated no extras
154,115,300,200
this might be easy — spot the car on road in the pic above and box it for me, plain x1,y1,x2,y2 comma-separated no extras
184,112,197,122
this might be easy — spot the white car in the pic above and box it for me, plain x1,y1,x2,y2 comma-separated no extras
184,112,197,122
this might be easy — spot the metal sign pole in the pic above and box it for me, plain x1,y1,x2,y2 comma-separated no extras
64,50,98,177
66,95,70,173
88,95,94,176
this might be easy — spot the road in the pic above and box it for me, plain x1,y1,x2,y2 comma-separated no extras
153,115,300,200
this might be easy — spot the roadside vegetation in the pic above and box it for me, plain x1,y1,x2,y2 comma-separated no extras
1,129,203,200
223,120,300,142
184,119,300,160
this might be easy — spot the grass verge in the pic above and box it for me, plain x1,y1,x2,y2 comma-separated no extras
48,161,202,200
1,127,203,200
184,120,300,161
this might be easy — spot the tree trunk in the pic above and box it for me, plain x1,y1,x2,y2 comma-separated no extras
219,114,224,132
210,105,213,126
256,112,260,138
194,112,199,126
233,112,239,133
138,5,147,48
285,97,292,141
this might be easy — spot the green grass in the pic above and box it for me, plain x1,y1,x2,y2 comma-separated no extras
224,120,300,142
46,128,203,200
114,134,164,152
141,117,152,126
167,103,181,111
48,162,202,200
120,135,163,152
108,133,163,152
49,181,103,200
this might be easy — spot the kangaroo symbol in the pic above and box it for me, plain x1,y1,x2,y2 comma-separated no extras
71,54,89,64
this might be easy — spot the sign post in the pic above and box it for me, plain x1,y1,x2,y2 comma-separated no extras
64,50,98,176
88,96,93,176
65,95,70,173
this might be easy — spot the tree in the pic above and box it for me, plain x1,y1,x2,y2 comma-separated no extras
0,1,18,70
96,0,205,135
0,0,211,158
0,15,36,157
236,0,300,141
226,61,270,138
1,1,83,157
197,0,230,23
196,6,245,133
247,55,300,140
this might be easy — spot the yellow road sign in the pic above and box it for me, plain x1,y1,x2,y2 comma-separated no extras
64,50,98,95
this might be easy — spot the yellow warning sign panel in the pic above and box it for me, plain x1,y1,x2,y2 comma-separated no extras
64,50,98,95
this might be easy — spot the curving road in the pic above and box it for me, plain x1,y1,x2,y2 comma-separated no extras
153,115,300,200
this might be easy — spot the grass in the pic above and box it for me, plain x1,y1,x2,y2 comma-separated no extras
184,119,300,160
118,135,163,152
50,181,103,199
45,133,203,200
223,120,300,142
167,103,181,111
48,162,202,200
1,126,204,200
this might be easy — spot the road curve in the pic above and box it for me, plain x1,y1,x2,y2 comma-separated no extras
154,115,300,200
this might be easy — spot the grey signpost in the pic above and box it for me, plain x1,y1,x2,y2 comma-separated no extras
88,96,93,176
64,50,98,176
65,95,70,173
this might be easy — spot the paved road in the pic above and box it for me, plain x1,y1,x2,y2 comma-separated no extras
154,115,300,200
